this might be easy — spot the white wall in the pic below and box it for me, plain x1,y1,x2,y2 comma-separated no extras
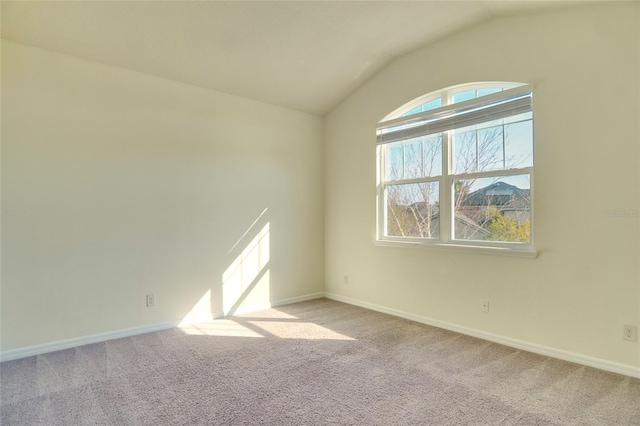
1,40,324,351
325,4,640,369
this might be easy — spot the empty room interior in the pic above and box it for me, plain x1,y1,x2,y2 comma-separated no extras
1,1,639,424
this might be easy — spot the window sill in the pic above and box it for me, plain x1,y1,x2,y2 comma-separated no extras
374,240,538,259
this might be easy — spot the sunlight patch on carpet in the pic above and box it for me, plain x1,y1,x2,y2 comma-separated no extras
248,321,355,340
179,319,264,338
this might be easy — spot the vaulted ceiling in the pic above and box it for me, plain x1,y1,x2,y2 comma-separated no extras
2,1,586,116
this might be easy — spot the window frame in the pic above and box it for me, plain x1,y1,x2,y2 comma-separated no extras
376,82,536,258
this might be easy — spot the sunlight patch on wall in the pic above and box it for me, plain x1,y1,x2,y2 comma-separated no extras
178,289,213,326
222,222,270,315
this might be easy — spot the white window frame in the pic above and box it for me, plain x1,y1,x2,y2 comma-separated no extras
376,82,536,258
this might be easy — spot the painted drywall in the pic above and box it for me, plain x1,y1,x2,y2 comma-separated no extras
325,4,640,368
1,40,324,351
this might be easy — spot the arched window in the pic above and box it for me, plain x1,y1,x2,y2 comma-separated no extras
376,82,534,256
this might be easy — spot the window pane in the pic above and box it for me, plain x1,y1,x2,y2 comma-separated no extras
454,87,515,104
385,136,442,181
403,140,423,179
453,175,530,243
453,116,532,173
421,98,442,112
386,182,440,239
453,128,478,174
477,88,502,97
505,119,533,169
422,135,442,177
403,106,421,117
402,98,442,117
477,125,505,172
453,90,476,104
384,142,403,181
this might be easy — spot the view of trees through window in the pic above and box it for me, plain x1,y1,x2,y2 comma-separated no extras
379,84,533,245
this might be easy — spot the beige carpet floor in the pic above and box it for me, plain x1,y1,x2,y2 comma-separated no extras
1,298,639,425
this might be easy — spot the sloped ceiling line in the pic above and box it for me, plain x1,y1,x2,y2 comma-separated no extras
1,1,582,116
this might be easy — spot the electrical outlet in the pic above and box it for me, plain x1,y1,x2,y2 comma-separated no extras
481,299,489,313
146,293,156,307
623,325,637,342
343,275,350,285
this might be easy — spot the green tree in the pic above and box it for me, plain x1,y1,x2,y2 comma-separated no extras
486,214,530,242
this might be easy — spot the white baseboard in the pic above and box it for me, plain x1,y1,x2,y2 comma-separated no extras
0,292,326,363
6,291,635,379
0,322,179,362
324,292,640,379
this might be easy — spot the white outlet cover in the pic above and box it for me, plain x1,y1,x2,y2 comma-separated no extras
623,325,637,342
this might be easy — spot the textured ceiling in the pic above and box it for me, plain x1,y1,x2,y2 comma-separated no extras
2,1,585,116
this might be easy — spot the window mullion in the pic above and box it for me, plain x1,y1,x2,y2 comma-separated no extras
378,146,388,240
502,124,506,170
441,92,452,244
475,129,479,172
452,167,533,180
385,176,441,185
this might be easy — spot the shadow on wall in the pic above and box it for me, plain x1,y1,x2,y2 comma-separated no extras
179,208,271,326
